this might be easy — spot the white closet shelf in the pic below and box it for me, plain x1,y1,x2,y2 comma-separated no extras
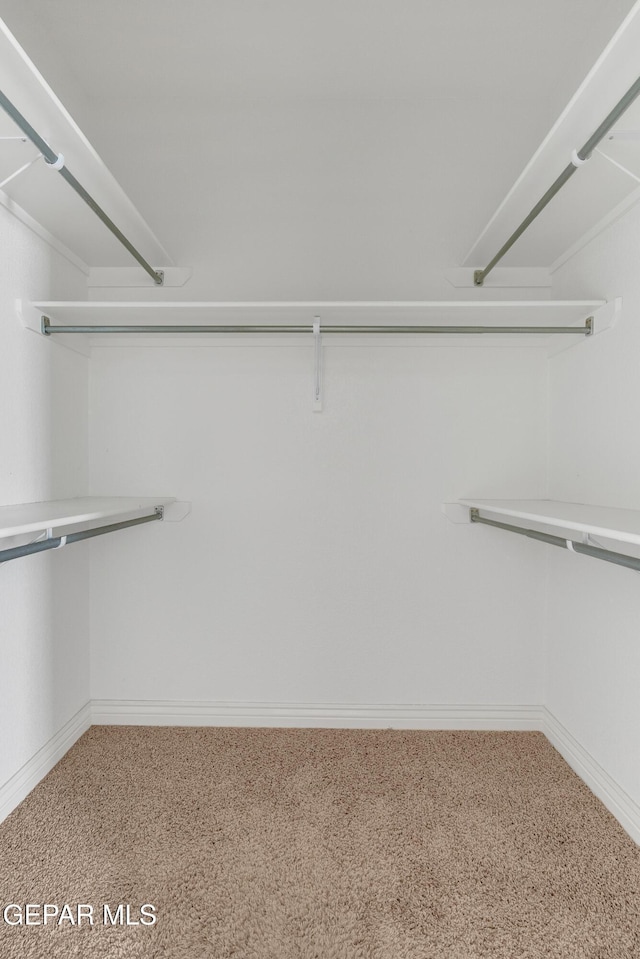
450,499,640,547
0,22,171,272
28,299,605,327
20,299,616,356
463,9,640,272
0,496,178,540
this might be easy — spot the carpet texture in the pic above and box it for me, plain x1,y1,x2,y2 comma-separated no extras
0,727,638,958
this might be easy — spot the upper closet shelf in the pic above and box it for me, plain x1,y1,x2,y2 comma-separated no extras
0,21,170,273
22,299,615,354
464,6,640,273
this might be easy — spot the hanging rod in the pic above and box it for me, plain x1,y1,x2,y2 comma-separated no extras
0,89,164,286
41,317,593,336
474,74,640,287
469,509,640,573
0,510,161,565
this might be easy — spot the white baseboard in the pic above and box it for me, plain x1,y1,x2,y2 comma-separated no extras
543,707,640,846
91,699,542,729
0,702,91,824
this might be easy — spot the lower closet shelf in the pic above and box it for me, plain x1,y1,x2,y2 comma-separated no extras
0,496,184,564
444,498,640,573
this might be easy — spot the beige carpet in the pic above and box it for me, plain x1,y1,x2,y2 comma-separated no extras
0,728,639,958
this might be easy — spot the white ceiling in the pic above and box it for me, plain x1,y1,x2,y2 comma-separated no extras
0,0,637,296
0,0,633,102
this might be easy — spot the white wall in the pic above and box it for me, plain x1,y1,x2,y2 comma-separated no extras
0,207,89,793
548,202,640,807
89,341,548,707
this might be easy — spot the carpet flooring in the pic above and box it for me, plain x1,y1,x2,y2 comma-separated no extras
0,727,638,958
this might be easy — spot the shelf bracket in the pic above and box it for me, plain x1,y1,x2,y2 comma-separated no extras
441,503,473,523
0,152,42,191
594,148,640,184
161,501,191,522
313,316,323,412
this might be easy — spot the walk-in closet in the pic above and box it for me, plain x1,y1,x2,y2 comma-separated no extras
1,3,640,956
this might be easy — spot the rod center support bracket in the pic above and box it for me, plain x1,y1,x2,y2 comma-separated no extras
44,152,65,171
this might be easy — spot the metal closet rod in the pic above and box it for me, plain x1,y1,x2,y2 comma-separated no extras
0,89,164,286
0,511,161,565
474,74,640,286
41,317,593,336
470,509,640,573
